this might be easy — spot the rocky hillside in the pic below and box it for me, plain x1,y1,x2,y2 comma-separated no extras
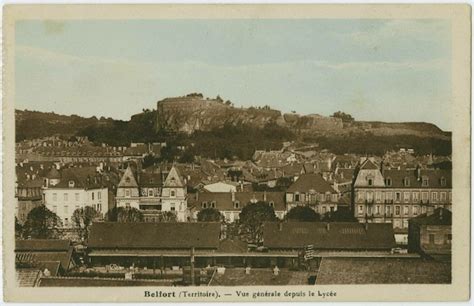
156,94,450,139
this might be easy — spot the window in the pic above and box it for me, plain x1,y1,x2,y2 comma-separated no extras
125,203,130,208
125,177,130,183
375,205,381,215
325,193,331,202
357,192,364,201
148,190,154,197
440,177,447,187
429,234,435,244
53,205,57,213
210,201,216,208
432,192,438,202
234,201,240,209
440,192,446,202
68,180,75,188
395,192,401,202
98,191,101,200
368,178,373,186
269,201,274,208
422,177,429,187
358,205,364,214
295,193,300,202
92,192,95,200
202,202,208,209
75,193,80,201
170,190,176,197
64,193,68,201
64,205,68,214
385,192,393,202
97,203,101,211
376,192,382,202
412,192,419,202
53,193,57,201
448,192,452,202
395,206,400,216
125,189,130,197
446,234,452,244
403,177,410,187
413,206,419,215
322,206,327,213
170,203,176,211
385,178,392,186
422,192,429,202
366,192,373,202
385,206,391,215
404,206,409,215
403,192,410,203
403,220,408,228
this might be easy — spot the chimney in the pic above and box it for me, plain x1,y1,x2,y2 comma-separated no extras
439,208,443,220
326,223,330,231
365,221,369,231
278,221,283,231
231,191,235,202
196,192,199,201
263,190,267,202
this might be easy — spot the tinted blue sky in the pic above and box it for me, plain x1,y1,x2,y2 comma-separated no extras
15,19,452,130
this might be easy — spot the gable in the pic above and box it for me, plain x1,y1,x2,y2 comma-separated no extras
118,166,138,188
163,166,185,188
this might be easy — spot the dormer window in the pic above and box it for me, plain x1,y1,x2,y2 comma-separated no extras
202,201,208,208
403,177,410,187
148,190,154,197
234,201,240,209
440,177,446,187
68,180,75,188
422,177,429,187
125,177,130,183
210,201,216,208
385,178,392,187
269,201,274,208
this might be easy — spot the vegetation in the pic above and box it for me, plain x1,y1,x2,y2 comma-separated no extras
156,211,177,222
106,207,144,222
197,208,223,222
322,208,358,222
22,205,62,239
15,217,23,239
239,201,277,244
286,206,320,222
331,111,355,123
72,206,101,241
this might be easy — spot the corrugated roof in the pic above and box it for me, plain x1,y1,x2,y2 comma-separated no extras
410,208,452,226
263,222,396,250
88,222,221,249
188,191,286,211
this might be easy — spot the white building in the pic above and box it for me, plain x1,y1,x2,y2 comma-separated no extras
43,166,109,227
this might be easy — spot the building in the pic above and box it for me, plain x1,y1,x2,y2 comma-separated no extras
188,191,287,222
115,165,188,222
203,181,238,193
16,239,76,286
285,173,343,215
408,208,451,259
353,159,452,244
87,222,221,268
15,179,43,224
42,167,109,227
263,222,397,254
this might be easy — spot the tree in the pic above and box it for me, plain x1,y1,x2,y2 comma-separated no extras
331,111,355,123
322,208,358,222
286,206,320,222
23,205,62,239
157,211,177,223
72,206,101,241
142,154,159,169
106,207,144,223
239,201,277,244
197,208,223,222
15,217,23,239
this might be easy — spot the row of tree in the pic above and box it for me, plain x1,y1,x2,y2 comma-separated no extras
16,202,357,244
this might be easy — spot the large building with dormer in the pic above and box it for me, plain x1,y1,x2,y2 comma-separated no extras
115,165,188,222
353,158,452,243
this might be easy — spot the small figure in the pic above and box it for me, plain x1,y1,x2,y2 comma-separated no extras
273,265,280,276
245,266,251,275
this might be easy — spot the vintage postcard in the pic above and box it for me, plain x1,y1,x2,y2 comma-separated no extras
2,4,471,303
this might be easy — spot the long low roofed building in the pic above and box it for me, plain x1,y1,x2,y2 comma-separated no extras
263,222,397,253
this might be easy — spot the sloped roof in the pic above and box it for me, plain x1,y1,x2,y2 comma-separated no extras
53,167,105,189
360,159,380,170
118,165,139,188
88,222,221,249
410,208,452,226
16,239,71,252
46,167,61,179
287,173,336,193
263,222,396,250
188,191,286,211
163,166,185,188
382,169,451,189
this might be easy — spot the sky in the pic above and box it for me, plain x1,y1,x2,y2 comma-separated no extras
15,19,452,130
